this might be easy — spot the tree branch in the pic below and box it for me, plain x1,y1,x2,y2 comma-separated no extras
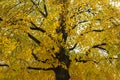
30,21,46,33
30,0,38,6
31,51,40,61
92,30,104,32
69,43,77,51
78,20,89,24
0,18,3,22
28,33,40,45
75,57,118,64
7,2,21,13
80,29,105,36
27,66,53,70
43,4,48,17
92,43,107,50
29,21,57,45
75,58,98,64
0,64,9,67
61,26,68,42
92,43,106,48
30,0,48,17
31,49,50,63
85,43,107,56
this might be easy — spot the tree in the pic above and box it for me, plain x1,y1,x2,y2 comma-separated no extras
0,0,120,80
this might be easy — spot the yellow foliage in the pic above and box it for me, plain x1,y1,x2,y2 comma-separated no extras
0,0,120,80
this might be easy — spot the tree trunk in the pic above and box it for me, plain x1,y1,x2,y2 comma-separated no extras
53,66,70,80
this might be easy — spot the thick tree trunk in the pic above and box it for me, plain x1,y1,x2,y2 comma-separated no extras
53,46,71,80
53,66,70,80
54,2,71,79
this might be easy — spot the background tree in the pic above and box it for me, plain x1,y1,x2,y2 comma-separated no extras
0,0,120,80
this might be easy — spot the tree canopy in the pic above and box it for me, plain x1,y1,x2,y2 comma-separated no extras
0,0,120,80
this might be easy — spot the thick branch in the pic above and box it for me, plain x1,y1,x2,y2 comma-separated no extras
28,33,40,45
58,13,68,42
43,4,48,17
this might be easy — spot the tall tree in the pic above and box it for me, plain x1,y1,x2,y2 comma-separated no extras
0,0,120,80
